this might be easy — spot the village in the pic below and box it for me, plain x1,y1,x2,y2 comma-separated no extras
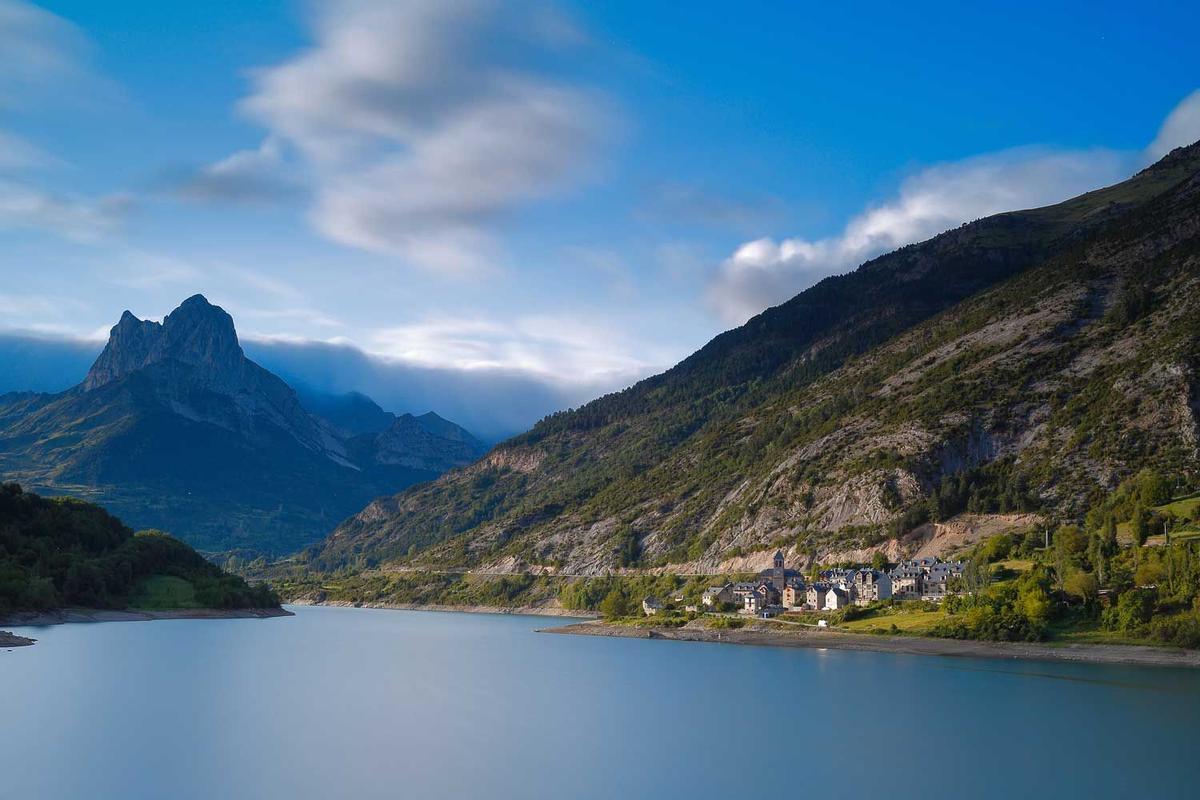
640,551,966,619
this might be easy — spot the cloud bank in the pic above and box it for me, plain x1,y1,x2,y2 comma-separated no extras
0,327,650,442
244,338,629,442
709,90,1200,325
200,0,615,274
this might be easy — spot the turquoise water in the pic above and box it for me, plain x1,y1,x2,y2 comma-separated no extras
3,605,1198,799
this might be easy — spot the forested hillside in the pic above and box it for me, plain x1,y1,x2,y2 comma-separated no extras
0,483,278,615
312,142,1200,575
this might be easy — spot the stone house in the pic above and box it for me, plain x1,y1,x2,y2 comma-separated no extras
642,596,664,616
922,562,964,599
824,587,850,610
806,582,831,610
782,583,807,609
731,582,759,605
702,583,735,607
888,558,966,600
852,569,893,605
889,563,924,599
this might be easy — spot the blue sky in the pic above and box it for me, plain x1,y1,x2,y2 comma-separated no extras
2,0,1200,434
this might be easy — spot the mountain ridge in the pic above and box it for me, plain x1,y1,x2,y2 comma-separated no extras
310,142,1200,574
0,296,485,554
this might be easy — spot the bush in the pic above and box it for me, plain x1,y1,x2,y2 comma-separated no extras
1148,614,1200,648
1102,588,1156,634
599,588,631,619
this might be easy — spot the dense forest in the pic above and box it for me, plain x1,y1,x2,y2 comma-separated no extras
0,483,279,615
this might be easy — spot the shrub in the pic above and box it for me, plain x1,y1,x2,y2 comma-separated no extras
1102,588,1156,633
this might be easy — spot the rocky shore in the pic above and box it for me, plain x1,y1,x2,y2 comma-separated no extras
290,598,598,618
542,621,1200,669
1,630,36,648
1,606,293,628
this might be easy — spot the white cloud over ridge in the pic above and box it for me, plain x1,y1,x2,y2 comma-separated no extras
365,313,663,386
232,0,614,274
708,148,1129,324
709,90,1200,325
1148,90,1200,160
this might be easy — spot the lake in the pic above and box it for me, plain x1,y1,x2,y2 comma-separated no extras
3,605,1199,799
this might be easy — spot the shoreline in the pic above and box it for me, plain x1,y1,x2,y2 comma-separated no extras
541,621,1200,669
1,630,36,648
1,606,294,629
289,598,598,619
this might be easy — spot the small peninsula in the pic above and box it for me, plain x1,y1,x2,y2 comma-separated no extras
0,483,285,644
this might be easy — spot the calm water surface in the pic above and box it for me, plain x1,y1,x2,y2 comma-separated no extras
3,605,1199,799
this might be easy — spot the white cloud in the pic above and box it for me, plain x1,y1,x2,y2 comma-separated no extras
1147,90,1200,160
236,0,615,274
173,137,299,205
0,0,94,103
708,147,1129,323
709,90,1200,325
234,306,345,331
366,313,661,386
0,179,128,241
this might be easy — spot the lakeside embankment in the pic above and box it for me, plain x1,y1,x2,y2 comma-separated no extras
543,620,1200,669
1,606,293,628
289,598,598,618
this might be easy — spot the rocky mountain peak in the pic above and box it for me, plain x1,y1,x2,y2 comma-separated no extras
160,294,243,376
83,295,245,392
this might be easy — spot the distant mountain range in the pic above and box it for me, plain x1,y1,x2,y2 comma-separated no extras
0,295,485,554
312,141,1200,575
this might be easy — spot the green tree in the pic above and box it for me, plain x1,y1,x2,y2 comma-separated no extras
870,551,888,571
1063,570,1098,604
1104,588,1156,633
980,534,1013,563
1135,470,1171,507
599,588,630,619
1134,561,1165,587
1131,505,1150,546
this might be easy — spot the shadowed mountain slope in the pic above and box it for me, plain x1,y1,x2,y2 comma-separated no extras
0,296,484,554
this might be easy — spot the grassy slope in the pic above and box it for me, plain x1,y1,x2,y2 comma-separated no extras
129,575,200,610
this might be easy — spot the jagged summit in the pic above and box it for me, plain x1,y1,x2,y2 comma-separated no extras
84,294,244,392
0,295,486,553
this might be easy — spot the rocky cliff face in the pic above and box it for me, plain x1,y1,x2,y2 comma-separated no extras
312,142,1200,575
364,413,485,472
0,296,484,554
84,295,245,392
